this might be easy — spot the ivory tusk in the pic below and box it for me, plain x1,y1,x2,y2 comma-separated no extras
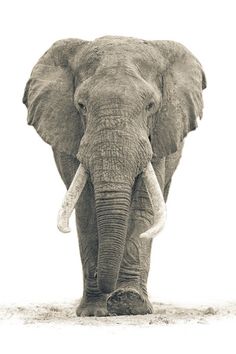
57,164,88,233
140,162,166,239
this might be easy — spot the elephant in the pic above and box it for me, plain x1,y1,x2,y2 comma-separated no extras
23,36,206,317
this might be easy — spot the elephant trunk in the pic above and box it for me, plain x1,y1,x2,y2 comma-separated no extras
57,126,166,294
94,183,131,293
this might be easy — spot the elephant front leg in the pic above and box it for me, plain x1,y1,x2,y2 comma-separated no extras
107,218,153,315
107,185,155,315
75,185,108,317
53,151,108,316
107,160,166,315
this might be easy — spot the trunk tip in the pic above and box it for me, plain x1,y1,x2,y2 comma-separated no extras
98,280,116,294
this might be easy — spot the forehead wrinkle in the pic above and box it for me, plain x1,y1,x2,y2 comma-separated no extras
75,38,161,82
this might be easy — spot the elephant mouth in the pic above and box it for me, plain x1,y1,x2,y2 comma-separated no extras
57,161,166,239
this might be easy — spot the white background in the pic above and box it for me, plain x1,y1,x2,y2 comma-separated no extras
1,0,236,352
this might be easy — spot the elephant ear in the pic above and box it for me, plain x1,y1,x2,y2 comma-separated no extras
23,38,88,156
149,41,206,159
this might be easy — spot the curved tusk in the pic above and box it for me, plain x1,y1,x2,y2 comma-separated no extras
140,162,166,239
57,164,88,233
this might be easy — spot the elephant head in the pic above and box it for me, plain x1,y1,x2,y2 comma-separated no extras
23,36,206,293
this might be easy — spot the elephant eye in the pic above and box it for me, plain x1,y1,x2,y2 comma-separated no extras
146,101,155,112
78,102,87,113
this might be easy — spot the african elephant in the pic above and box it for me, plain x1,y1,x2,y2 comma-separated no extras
23,36,206,316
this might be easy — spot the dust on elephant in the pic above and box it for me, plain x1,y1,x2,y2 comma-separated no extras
23,36,206,316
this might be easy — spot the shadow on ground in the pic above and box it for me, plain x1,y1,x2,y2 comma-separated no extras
1,302,236,326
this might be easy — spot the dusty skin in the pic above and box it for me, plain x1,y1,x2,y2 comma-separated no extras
1,302,236,326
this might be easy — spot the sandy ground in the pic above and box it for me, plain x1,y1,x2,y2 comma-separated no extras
1,301,236,326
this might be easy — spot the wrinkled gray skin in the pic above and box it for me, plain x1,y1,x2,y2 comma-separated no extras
23,36,206,316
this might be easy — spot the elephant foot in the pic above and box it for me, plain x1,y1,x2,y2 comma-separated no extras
107,287,153,315
76,298,109,317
